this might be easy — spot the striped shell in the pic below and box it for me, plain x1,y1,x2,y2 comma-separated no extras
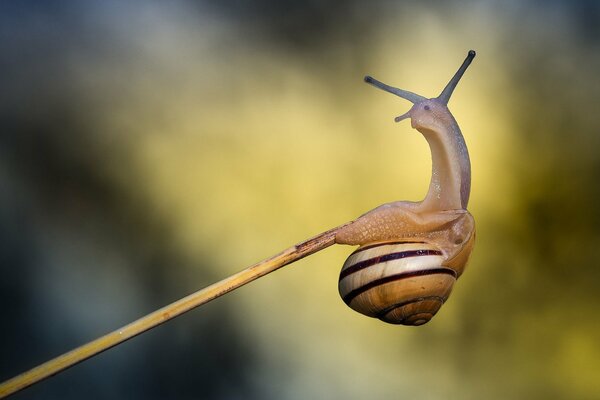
338,241,457,326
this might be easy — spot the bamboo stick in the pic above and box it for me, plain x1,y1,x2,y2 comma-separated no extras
0,225,344,398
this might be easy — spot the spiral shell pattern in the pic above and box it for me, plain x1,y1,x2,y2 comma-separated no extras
338,241,456,325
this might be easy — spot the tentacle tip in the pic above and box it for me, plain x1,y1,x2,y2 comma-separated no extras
394,111,411,123
468,50,476,58
364,75,373,83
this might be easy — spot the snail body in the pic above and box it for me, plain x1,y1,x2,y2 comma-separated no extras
336,51,477,325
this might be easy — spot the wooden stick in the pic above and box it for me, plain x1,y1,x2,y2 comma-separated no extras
0,225,345,398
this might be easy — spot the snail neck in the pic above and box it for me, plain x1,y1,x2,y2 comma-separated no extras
417,117,471,213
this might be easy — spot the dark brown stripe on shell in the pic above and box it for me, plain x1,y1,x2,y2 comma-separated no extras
375,295,446,320
342,267,457,305
349,241,426,256
340,249,443,280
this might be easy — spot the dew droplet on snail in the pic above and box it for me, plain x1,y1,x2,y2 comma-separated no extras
0,51,477,396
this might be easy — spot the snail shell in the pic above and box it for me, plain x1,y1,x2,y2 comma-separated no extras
338,240,464,326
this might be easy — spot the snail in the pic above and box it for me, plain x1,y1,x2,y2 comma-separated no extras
336,50,476,325
0,51,477,397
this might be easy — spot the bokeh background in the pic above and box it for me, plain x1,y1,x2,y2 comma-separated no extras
1,1,600,399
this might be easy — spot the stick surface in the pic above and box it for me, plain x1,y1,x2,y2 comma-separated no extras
0,225,344,398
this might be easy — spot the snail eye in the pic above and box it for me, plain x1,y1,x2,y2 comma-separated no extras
424,105,431,111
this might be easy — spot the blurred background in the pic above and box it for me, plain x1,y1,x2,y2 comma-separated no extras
1,0,599,399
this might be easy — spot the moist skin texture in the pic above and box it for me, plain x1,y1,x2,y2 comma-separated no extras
335,98,475,269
